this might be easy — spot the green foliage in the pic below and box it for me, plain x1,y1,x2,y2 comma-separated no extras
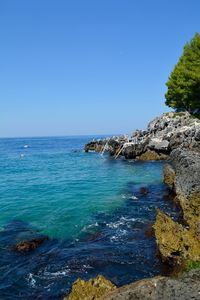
165,33,200,113
185,261,200,272
171,112,186,118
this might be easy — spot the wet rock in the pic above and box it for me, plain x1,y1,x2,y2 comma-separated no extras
14,236,49,252
101,269,200,300
144,223,155,238
64,275,116,300
84,141,105,153
163,164,175,189
162,189,176,202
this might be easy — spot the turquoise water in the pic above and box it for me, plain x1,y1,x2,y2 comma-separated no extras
0,137,178,299
0,136,164,239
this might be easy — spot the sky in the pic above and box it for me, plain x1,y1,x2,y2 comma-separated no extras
0,0,200,137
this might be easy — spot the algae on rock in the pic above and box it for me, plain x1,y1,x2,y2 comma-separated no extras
64,275,116,300
154,209,200,265
137,150,167,161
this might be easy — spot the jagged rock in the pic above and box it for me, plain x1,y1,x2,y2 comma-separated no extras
64,275,116,300
14,236,49,252
170,149,200,198
101,269,200,300
148,139,169,152
163,164,176,188
153,149,200,271
84,112,200,159
84,141,105,153
154,209,200,264
123,145,143,159
180,192,200,236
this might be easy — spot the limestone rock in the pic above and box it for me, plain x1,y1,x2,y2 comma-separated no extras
170,149,200,198
64,275,116,300
101,269,200,300
84,112,200,158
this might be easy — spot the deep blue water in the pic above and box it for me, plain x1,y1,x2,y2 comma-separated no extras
0,136,178,299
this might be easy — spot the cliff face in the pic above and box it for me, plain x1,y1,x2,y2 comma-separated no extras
154,148,200,268
84,112,200,159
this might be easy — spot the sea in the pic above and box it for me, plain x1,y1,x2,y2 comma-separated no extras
0,136,178,299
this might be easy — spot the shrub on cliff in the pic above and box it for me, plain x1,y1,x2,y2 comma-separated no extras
165,33,200,114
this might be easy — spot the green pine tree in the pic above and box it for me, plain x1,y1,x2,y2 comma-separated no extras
165,33,200,113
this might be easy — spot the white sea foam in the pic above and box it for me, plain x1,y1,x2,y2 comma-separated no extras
27,273,36,287
81,222,99,232
43,269,70,277
121,194,138,200
110,229,128,242
106,216,136,229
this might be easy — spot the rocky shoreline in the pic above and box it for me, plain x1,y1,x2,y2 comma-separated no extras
85,112,200,159
65,112,200,299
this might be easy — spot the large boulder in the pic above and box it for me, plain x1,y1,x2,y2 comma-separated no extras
170,149,200,198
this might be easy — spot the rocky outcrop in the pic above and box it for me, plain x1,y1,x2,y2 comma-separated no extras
65,269,200,300
84,112,200,160
101,269,200,300
80,113,200,300
64,275,116,300
170,149,200,198
154,149,200,269
154,209,200,264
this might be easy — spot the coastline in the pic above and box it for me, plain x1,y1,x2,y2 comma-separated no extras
65,112,200,299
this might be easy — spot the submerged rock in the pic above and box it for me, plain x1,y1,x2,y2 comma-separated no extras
64,275,116,300
14,236,49,252
139,187,149,195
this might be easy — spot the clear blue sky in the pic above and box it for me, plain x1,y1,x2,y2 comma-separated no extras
1,0,200,137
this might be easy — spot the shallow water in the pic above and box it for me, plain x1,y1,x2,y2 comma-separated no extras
0,136,178,299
